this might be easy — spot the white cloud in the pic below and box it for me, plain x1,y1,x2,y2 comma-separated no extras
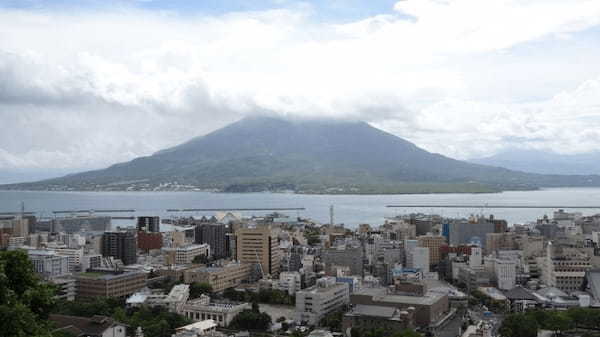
0,1,600,169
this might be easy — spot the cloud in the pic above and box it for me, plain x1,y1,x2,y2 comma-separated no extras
0,1,600,169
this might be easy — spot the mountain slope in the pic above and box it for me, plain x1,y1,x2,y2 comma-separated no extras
4,116,600,193
470,149,600,175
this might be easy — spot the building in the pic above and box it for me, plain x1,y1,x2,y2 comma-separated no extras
49,314,127,337
138,231,163,251
447,219,495,248
490,258,517,290
295,277,350,325
54,248,84,273
539,242,592,292
195,223,230,259
182,295,250,327
485,232,517,254
276,271,303,295
407,247,430,273
74,271,147,298
164,244,210,265
137,216,160,232
342,304,415,335
53,216,111,233
173,320,219,337
322,246,364,276
28,249,70,279
184,262,253,293
417,235,445,266
101,231,137,265
350,285,449,327
51,277,77,301
235,226,281,277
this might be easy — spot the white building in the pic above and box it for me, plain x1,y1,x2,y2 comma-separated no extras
491,258,517,290
27,250,70,279
173,320,218,337
183,295,250,327
409,247,430,273
277,271,302,295
470,247,483,269
54,248,84,273
163,244,210,265
295,277,350,325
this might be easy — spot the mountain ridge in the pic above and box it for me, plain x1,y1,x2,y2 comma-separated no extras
4,116,600,194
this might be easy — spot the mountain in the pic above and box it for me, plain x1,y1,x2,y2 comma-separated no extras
470,149,600,175
4,116,600,194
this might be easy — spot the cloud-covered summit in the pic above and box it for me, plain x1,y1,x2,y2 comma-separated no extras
1,0,600,172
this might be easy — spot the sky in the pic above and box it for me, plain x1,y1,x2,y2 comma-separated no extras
1,0,600,178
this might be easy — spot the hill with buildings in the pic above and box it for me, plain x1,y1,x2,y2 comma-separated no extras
4,116,600,193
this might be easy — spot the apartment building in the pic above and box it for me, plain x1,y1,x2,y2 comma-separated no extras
74,271,146,298
417,235,446,265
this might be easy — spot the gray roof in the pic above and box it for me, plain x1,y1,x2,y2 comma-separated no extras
351,305,397,318
503,286,537,301
353,287,445,306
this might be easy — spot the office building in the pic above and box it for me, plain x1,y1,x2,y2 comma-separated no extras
295,277,350,325
417,235,445,265
485,232,517,254
137,216,160,233
184,262,253,292
102,231,137,265
490,258,517,290
235,226,281,277
163,244,210,265
447,219,495,248
408,247,430,273
195,223,230,259
75,271,146,298
539,242,592,292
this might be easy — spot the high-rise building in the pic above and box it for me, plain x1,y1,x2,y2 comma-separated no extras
102,231,137,265
235,226,281,277
137,216,160,233
322,246,364,276
417,235,445,266
195,223,230,259
408,247,430,273
447,219,495,248
485,232,517,254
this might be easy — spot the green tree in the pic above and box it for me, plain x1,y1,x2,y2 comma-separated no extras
229,309,272,331
499,313,538,337
189,282,213,299
192,255,209,264
0,250,56,337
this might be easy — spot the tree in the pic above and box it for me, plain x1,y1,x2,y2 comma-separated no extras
229,309,272,331
0,250,56,337
499,313,538,337
189,282,213,299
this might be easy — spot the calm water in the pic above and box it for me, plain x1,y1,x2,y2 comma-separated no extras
2,188,600,227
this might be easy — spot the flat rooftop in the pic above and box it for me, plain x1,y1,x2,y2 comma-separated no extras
76,270,145,280
353,287,445,306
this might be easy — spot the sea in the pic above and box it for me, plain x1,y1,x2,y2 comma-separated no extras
2,188,600,228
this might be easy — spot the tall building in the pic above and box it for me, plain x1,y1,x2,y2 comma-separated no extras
235,226,281,277
485,232,517,254
408,247,430,273
195,223,230,259
417,235,445,266
137,216,160,233
102,231,137,265
539,242,592,292
28,250,70,279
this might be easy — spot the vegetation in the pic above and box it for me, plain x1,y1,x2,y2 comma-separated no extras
350,327,423,337
304,227,321,246
0,250,56,337
189,282,213,299
319,307,346,332
499,308,600,337
54,298,191,337
229,302,272,331
223,288,295,305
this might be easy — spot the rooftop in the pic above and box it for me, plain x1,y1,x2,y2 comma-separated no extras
353,287,445,306
76,270,145,280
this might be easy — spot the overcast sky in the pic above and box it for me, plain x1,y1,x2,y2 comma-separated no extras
1,0,600,174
